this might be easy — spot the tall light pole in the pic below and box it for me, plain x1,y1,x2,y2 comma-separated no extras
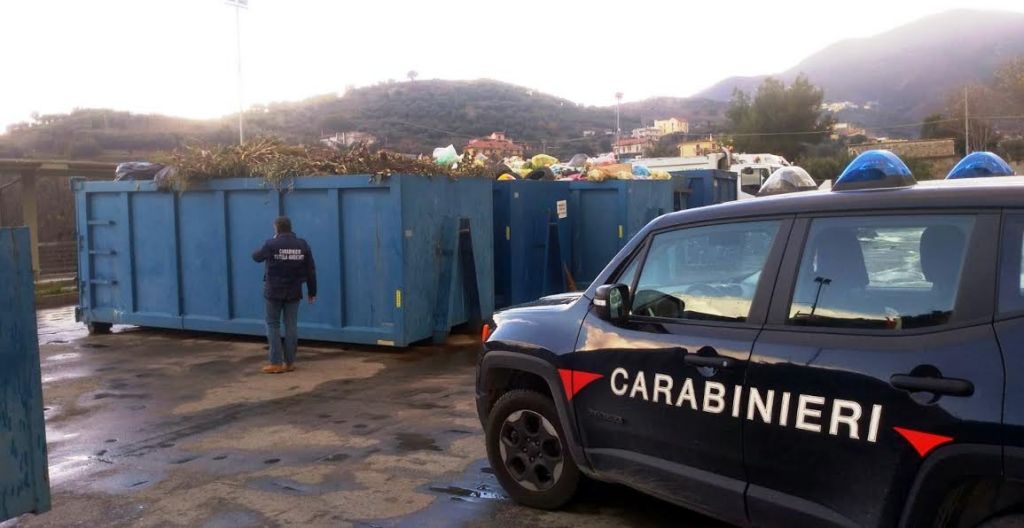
614,92,623,142
226,0,248,145
963,86,970,155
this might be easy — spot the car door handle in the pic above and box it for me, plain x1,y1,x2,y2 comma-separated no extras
684,355,736,369
890,374,974,397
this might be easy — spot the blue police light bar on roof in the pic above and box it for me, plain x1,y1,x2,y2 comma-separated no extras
946,151,1015,179
832,150,916,192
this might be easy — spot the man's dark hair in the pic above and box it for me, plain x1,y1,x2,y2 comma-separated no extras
274,216,292,234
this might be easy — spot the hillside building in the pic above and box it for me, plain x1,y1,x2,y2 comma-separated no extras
654,118,689,135
631,126,664,140
678,138,720,157
821,101,859,113
832,122,867,140
320,131,377,148
465,132,524,158
613,137,652,158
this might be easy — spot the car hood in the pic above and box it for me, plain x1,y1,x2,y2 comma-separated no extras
497,292,584,312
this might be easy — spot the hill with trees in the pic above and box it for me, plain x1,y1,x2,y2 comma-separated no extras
0,80,728,161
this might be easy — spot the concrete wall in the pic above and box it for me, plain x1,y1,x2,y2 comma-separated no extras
849,138,957,159
0,173,104,276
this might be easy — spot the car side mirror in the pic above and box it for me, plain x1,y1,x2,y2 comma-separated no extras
594,284,631,324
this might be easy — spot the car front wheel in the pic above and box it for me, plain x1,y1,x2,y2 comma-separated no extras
485,389,580,509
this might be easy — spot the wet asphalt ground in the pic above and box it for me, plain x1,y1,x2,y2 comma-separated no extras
5,306,725,528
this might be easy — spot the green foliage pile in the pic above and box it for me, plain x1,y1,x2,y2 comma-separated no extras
158,137,488,190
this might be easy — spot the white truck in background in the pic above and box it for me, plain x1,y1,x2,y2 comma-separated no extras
635,152,791,199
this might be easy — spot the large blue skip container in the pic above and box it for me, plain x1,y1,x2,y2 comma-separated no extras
568,180,674,287
1,228,51,521
669,169,738,210
73,175,494,347
493,181,572,308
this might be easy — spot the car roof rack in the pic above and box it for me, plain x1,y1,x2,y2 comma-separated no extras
946,151,1015,179
832,150,916,192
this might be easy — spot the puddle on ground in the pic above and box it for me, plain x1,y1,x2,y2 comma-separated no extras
251,478,315,495
41,368,92,384
93,392,150,400
395,432,442,452
199,510,266,528
428,484,505,501
89,470,164,493
46,352,81,362
47,455,93,485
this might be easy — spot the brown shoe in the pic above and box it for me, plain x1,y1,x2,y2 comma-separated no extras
284,364,296,373
262,364,286,374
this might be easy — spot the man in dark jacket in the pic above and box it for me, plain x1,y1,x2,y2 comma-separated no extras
252,216,317,374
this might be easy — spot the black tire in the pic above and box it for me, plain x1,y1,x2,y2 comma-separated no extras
979,514,1024,528
485,389,580,509
87,321,112,335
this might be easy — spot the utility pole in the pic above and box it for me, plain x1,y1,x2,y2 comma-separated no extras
963,86,970,155
615,92,623,143
227,0,248,145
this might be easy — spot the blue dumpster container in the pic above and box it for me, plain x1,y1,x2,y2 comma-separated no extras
1,228,51,521
493,181,572,308
72,175,494,347
568,180,674,287
669,169,738,209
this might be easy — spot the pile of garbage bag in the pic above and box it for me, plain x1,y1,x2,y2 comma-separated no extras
429,142,676,183
114,162,177,183
478,151,670,182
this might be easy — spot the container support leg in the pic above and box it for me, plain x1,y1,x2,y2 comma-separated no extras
432,217,457,344
457,217,482,330
432,217,482,344
541,211,570,295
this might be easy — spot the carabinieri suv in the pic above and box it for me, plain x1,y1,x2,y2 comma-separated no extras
476,158,1024,527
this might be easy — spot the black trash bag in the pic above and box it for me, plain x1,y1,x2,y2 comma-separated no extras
114,162,164,181
494,163,516,179
153,165,176,185
526,166,555,181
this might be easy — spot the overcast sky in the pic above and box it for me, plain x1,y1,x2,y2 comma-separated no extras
2,0,1023,131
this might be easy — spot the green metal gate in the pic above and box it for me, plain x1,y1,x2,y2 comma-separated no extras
1,227,51,521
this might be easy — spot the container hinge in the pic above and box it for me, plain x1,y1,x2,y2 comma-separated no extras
88,249,117,256
88,279,118,285
87,219,116,226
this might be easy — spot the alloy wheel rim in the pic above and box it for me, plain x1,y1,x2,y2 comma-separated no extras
497,409,564,491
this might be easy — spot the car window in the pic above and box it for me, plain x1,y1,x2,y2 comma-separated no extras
789,215,974,330
632,220,780,322
617,254,641,293
998,215,1024,315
